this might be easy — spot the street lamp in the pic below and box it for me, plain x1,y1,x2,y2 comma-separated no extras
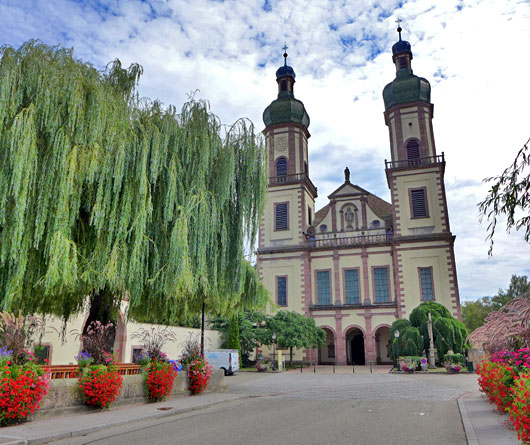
394,329,400,371
272,332,277,370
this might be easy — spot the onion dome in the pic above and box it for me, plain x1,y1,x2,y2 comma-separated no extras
263,48,310,129
383,24,431,111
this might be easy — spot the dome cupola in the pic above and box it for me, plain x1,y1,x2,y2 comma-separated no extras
383,23,431,111
263,46,310,129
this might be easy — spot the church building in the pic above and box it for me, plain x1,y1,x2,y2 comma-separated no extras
256,27,462,365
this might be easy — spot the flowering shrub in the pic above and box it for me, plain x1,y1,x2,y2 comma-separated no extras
144,360,176,402
477,348,530,442
0,350,50,425
508,373,530,443
477,360,516,412
188,358,212,395
77,352,122,409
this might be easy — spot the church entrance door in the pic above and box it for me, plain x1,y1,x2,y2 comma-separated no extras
346,328,365,365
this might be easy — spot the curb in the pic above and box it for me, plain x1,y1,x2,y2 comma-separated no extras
458,399,479,445
0,394,248,445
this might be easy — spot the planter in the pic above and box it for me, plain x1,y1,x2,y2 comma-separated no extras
78,366,123,409
445,365,462,374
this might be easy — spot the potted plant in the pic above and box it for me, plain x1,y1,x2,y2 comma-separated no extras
0,312,50,425
76,322,123,409
132,327,178,402
179,334,213,395
443,353,464,373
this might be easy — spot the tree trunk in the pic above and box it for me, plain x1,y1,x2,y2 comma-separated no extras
290,347,293,367
82,290,117,352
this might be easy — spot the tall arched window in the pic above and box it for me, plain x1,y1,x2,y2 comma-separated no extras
406,139,420,165
276,157,288,176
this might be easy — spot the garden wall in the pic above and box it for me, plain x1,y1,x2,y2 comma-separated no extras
32,369,226,420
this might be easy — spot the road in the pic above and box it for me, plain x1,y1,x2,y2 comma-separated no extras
51,367,476,445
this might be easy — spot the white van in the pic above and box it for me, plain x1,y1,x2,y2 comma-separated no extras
204,349,240,376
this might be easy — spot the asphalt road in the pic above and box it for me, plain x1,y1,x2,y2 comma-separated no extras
51,368,474,445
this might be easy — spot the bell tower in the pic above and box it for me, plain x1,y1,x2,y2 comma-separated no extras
259,48,317,249
383,24,462,320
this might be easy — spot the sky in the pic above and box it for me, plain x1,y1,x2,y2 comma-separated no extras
0,0,529,300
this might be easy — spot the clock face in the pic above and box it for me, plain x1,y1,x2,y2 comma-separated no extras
275,136,288,152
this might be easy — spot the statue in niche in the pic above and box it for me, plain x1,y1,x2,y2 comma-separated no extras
345,206,354,230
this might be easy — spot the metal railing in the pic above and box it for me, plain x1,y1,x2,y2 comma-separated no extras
269,173,318,196
385,153,444,170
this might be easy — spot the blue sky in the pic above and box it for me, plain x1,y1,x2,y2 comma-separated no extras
1,0,530,299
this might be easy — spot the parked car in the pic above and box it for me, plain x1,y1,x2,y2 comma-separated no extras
204,349,239,376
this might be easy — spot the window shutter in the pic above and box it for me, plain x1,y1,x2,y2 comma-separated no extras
411,189,427,218
275,203,288,230
406,140,420,160
276,157,287,176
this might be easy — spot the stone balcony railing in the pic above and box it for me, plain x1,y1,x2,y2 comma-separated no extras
385,153,445,170
269,173,318,196
305,229,391,249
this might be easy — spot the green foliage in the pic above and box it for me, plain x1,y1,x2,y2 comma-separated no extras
462,275,530,332
0,42,267,321
462,298,494,332
443,353,464,365
479,137,530,255
389,319,423,361
491,274,530,310
409,302,468,357
0,311,45,365
268,311,325,365
400,356,423,371
227,314,241,361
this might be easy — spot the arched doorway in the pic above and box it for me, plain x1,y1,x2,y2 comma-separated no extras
318,328,336,365
375,325,391,365
346,327,365,365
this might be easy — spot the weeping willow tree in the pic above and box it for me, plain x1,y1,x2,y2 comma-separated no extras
0,42,268,326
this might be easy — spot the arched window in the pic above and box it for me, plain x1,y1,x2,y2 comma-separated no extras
406,139,420,165
276,157,287,176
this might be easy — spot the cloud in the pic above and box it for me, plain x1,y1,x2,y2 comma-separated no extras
1,0,529,299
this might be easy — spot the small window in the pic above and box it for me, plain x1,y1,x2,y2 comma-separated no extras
373,267,390,303
276,157,287,176
277,276,287,306
344,269,360,304
370,220,380,229
316,271,331,305
320,224,327,232
419,267,434,301
308,207,312,225
34,345,50,364
398,57,408,70
132,348,144,364
406,139,420,161
275,202,289,230
304,161,308,175
410,188,428,218
280,80,288,91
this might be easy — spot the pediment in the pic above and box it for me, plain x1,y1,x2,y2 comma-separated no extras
328,182,366,198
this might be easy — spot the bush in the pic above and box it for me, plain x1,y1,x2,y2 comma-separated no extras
400,356,422,371
144,360,176,402
179,333,202,368
188,357,212,395
131,326,177,362
77,351,122,408
443,353,465,365
0,351,50,425
509,373,530,443
389,319,423,362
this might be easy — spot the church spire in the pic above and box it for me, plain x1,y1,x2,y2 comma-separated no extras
391,19,413,73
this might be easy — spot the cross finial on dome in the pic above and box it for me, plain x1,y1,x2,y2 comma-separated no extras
282,43,288,66
395,18,403,41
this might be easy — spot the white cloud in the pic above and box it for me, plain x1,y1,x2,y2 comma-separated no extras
1,0,529,298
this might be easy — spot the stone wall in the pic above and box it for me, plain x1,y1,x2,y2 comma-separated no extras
33,369,225,420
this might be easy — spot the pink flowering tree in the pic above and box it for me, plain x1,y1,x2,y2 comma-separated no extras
468,295,530,352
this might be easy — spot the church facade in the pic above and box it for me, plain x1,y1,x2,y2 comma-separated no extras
256,29,462,365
